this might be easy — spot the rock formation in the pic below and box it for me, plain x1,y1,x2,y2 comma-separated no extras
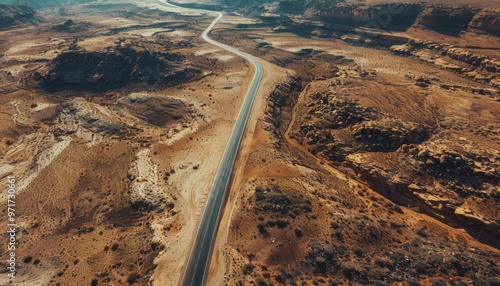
414,6,479,34
41,46,201,91
0,4,35,29
469,9,500,36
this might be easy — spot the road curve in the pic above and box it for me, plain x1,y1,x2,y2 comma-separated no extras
156,1,263,285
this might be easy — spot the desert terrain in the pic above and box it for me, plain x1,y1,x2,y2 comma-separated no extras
0,0,499,286
0,1,253,284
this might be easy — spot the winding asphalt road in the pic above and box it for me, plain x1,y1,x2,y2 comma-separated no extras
157,1,263,285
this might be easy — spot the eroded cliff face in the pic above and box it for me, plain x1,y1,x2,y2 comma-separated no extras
414,6,479,33
276,0,306,15
39,46,201,92
318,3,498,36
469,9,500,36
319,3,423,31
3,0,94,9
263,75,302,137
0,4,35,29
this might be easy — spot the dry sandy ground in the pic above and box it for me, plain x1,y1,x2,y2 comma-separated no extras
0,1,255,285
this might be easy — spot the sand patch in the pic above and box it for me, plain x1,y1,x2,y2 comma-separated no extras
124,28,171,37
17,137,72,193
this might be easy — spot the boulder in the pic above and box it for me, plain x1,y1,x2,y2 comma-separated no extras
390,44,413,55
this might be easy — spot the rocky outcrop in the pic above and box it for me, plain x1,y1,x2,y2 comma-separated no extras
409,145,500,191
390,44,412,55
348,148,500,238
53,97,125,136
414,6,479,33
318,3,498,38
276,0,305,15
128,149,166,210
41,46,200,91
303,94,379,130
255,185,312,214
294,87,429,159
118,93,197,127
263,75,302,136
319,3,423,31
290,77,499,239
469,9,500,36
455,207,500,236
297,93,379,158
387,40,500,89
7,0,94,9
51,19,91,33
353,119,427,152
0,4,35,29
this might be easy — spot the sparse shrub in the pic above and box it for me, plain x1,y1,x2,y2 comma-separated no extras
295,228,303,237
127,273,139,284
257,279,268,286
276,219,288,228
416,261,431,274
438,265,448,274
243,263,255,275
489,277,500,286
408,268,418,277
275,273,286,284
390,222,402,228
452,279,469,286
328,279,341,286
375,257,387,267
412,238,420,247
334,230,343,241
417,228,429,238
407,279,420,286
257,223,269,238
394,205,404,214
24,256,33,264
431,279,446,286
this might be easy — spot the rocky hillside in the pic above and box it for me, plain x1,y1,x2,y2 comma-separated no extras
2,0,94,9
319,3,498,35
39,46,201,92
414,6,479,34
319,3,423,31
469,9,500,36
290,75,500,242
0,4,35,29
234,0,499,37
